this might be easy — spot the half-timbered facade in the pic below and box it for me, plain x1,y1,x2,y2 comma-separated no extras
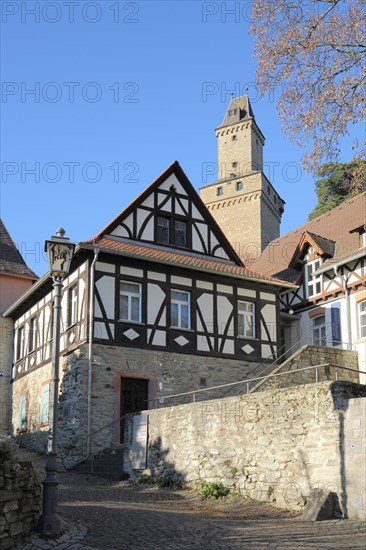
254,192,366,382
4,162,293,464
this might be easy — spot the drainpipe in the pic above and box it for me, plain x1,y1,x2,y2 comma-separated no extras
333,263,352,350
87,248,99,457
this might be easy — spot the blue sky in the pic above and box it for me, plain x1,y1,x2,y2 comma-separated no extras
1,1,361,276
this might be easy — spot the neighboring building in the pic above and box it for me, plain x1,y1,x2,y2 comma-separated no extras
253,193,366,382
200,95,285,257
0,219,38,433
4,162,293,465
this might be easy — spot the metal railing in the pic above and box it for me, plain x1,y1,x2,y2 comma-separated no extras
147,363,365,407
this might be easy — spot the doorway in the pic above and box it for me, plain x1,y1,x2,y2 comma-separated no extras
120,377,149,443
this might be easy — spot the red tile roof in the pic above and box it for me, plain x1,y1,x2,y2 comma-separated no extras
81,237,294,287
254,192,366,280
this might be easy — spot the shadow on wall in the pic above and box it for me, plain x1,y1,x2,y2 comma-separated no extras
147,436,186,487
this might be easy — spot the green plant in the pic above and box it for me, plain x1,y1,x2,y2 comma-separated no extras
137,474,151,484
230,466,238,476
156,476,171,488
200,481,230,499
0,437,17,463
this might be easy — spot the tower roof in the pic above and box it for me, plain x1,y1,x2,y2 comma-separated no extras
217,95,256,130
0,219,38,279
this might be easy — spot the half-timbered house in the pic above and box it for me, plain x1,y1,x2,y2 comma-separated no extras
254,192,366,381
4,162,293,465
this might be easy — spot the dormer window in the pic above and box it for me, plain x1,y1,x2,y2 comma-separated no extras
305,257,322,298
156,215,187,248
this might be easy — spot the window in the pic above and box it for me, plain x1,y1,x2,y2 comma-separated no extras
120,281,142,322
359,300,366,338
28,316,37,352
236,181,243,191
157,216,169,244
40,383,50,424
361,232,366,248
48,302,54,341
312,315,326,346
174,220,186,247
232,162,238,168
238,302,255,338
233,108,238,115
216,186,223,197
171,290,190,329
232,135,237,141
306,258,322,297
16,325,25,360
228,110,233,116
68,285,78,326
157,216,187,248
19,394,28,430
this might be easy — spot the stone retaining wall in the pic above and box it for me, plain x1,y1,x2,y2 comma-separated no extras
250,345,359,393
0,462,41,549
124,381,366,519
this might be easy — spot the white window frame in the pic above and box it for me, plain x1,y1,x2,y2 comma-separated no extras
17,325,25,360
68,285,78,326
238,301,256,338
305,257,322,298
171,289,191,329
312,314,326,346
119,281,142,323
28,316,37,353
358,300,366,339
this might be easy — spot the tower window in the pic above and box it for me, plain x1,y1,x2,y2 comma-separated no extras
274,195,277,204
233,108,238,115
236,181,243,191
216,187,223,197
267,186,271,194
232,162,238,168
232,135,237,141
228,110,233,117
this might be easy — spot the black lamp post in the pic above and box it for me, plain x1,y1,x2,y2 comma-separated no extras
39,228,75,535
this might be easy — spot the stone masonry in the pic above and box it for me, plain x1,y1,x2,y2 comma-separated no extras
12,343,260,467
0,461,41,549
124,381,366,520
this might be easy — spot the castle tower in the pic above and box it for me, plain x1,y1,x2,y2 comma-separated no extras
200,95,285,259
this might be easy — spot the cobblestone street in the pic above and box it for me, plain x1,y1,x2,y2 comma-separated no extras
15,466,366,550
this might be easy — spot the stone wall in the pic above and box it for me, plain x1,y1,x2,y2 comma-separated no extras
123,381,366,519
249,345,359,393
12,343,259,467
0,462,41,549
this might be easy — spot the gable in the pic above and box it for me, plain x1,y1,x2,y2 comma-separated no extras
93,162,241,264
289,231,336,270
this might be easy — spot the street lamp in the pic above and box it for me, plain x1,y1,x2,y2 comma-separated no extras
39,228,75,535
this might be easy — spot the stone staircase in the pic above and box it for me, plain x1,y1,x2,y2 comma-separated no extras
72,447,128,481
